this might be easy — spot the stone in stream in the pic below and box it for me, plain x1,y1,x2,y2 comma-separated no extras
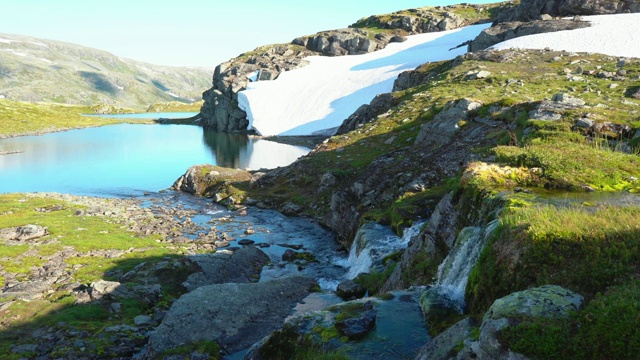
238,239,255,246
336,279,366,300
335,300,377,340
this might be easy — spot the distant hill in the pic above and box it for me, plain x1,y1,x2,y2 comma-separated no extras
0,33,212,110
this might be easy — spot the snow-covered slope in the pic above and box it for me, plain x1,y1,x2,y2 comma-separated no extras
492,13,640,58
238,24,490,136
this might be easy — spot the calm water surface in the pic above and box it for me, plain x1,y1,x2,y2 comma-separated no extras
0,124,309,197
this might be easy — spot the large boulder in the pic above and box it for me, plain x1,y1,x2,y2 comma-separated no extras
141,276,317,357
172,164,252,200
458,285,584,360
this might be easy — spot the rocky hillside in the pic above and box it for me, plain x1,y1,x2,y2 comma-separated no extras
174,1,640,358
2,1,640,359
0,33,211,110
199,2,513,132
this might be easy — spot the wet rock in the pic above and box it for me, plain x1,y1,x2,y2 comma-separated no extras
334,301,377,339
336,280,366,300
182,247,270,291
238,239,255,246
281,249,297,262
142,277,317,357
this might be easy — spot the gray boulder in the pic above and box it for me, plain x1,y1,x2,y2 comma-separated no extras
182,247,270,291
458,285,583,360
142,276,317,357
529,93,586,121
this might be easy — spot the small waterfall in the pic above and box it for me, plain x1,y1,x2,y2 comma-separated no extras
433,219,499,311
344,221,425,279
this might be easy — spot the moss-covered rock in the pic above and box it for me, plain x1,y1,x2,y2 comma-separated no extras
172,164,252,204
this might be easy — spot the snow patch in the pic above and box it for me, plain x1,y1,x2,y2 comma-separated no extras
0,38,17,44
29,42,48,47
238,24,490,136
492,13,640,58
166,91,180,98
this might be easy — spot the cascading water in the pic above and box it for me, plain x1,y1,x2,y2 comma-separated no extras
432,219,500,311
343,221,425,279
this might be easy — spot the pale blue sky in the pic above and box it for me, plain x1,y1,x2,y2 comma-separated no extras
0,0,495,67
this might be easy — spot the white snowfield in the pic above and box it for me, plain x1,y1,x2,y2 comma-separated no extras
492,13,640,58
238,13,640,136
238,24,490,136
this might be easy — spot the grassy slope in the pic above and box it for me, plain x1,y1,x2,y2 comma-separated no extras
0,194,193,359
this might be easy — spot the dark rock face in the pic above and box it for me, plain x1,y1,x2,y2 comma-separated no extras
494,0,640,24
336,279,367,300
336,93,395,135
469,18,590,52
142,276,317,357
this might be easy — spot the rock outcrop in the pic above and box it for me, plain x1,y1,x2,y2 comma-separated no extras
200,3,508,133
469,18,590,52
458,285,584,360
142,276,317,357
469,0,640,51
494,0,640,24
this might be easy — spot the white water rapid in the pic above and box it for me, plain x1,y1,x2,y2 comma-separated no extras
344,221,425,279
433,219,500,311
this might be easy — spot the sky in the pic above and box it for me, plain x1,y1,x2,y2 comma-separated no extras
0,0,496,68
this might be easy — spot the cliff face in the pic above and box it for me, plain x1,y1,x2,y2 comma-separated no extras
199,2,511,133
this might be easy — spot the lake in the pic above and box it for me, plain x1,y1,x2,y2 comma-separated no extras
0,123,310,197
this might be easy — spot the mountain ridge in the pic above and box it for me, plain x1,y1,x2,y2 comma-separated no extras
0,32,212,110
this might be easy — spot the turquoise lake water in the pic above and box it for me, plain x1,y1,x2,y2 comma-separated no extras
0,124,309,197
83,111,199,119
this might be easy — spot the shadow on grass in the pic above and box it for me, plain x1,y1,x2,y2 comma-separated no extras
0,253,199,359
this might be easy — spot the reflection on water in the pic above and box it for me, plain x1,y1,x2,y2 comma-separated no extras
202,129,250,169
0,124,309,197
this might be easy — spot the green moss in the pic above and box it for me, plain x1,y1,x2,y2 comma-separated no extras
353,263,396,295
499,280,640,360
